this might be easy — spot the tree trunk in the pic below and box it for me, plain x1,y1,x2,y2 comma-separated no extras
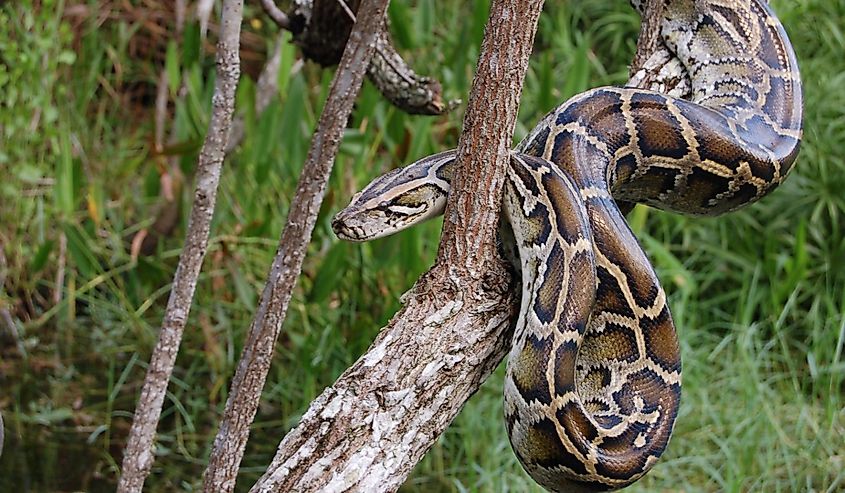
249,0,546,491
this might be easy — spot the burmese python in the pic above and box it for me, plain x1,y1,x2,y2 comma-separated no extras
332,0,802,490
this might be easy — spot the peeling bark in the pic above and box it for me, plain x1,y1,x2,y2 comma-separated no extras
117,1,243,491
250,1,545,491
252,279,518,492
200,1,391,491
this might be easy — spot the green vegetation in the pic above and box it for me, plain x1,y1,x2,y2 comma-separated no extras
1,0,843,491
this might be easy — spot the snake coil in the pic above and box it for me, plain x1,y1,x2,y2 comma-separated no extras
332,0,802,490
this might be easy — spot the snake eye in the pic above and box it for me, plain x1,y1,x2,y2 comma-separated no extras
379,200,389,209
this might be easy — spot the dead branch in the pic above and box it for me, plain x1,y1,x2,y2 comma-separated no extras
268,0,452,115
249,1,544,491
117,1,244,491
260,0,289,29
200,1,391,491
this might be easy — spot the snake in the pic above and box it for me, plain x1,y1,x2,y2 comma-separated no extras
331,0,802,490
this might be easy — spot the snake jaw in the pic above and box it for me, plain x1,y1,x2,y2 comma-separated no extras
331,207,388,242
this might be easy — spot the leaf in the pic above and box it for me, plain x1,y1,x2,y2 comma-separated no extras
276,33,296,96
55,132,75,217
561,43,591,99
308,241,349,303
30,240,54,273
182,22,201,67
62,223,97,280
87,184,104,225
57,50,76,65
387,2,415,49
165,40,181,97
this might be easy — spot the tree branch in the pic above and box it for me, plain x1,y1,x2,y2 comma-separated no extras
367,32,450,115
260,0,289,29
117,1,244,491
249,1,544,491
270,0,454,115
200,1,391,491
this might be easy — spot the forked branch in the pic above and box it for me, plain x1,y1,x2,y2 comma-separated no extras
249,0,546,491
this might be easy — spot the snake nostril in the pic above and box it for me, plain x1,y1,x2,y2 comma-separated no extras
331,215,345,235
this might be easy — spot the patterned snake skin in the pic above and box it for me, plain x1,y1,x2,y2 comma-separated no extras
332,0,802,490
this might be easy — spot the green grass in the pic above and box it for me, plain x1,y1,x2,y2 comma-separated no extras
1,0,843,491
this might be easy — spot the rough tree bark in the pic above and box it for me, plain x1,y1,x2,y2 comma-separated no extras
117,1,244,491
248,1,545,491
200,1,392,491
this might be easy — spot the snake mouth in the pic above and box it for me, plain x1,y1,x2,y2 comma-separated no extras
331,212,371,242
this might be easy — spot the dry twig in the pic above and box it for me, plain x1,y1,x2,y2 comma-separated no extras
260,0,289,29
117,1,244,491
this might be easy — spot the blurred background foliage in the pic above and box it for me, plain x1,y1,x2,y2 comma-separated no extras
0,0,843,491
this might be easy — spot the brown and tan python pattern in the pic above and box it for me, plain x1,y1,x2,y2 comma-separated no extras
332,0,802,490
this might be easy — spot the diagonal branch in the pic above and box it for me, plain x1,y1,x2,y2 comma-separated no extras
117,1,244,491
267,0,453,115
260,0,289,28
249,1,545,491
200,0,392,491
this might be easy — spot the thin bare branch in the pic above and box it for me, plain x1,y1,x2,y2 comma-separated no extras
260,0,290,29
117,1,244,491
249,0,544,491
200,0,390,491
197,0,215,39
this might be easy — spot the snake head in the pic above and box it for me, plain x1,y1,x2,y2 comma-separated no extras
332,151,456,242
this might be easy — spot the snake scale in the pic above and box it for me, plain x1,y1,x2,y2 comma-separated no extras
332,0,802,490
